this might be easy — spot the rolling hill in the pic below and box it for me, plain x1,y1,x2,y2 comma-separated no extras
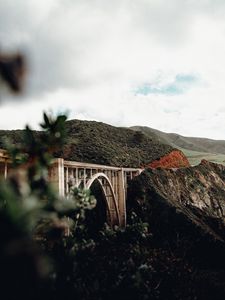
0,119,174,168
1,119,224,167
131,126,225,165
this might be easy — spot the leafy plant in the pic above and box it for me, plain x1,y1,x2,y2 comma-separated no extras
0,112,97,300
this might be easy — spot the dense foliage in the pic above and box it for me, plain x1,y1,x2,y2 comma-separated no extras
0,119,173,168
0,113,96,300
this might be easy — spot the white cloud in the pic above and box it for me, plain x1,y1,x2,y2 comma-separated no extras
0,0,224,139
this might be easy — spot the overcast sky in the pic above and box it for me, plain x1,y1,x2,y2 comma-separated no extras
0,0,225,139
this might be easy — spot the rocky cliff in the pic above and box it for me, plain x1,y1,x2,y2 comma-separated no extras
127,160,225,298
128,160,225,271
149,159,224,219
148,149,190,169
129,160,225,241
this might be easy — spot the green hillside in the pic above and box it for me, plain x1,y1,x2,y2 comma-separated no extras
0,120,173,168
131,126,225,165
2,120,224,167
57,120,173,167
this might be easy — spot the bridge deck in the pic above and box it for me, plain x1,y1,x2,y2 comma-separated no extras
64,160,142,173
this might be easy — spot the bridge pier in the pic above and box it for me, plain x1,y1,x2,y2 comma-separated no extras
0,149,10,180
118,168,126,227
48,158,65,197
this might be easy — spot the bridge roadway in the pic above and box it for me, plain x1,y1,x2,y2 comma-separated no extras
49,159,143,227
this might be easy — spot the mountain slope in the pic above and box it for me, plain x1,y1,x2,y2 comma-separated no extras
0,119,174,168
58,120,174,167
131,126,225,165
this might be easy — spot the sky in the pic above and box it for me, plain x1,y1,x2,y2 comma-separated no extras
0,0,224,139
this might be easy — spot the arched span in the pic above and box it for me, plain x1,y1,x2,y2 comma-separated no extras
86,172,120,226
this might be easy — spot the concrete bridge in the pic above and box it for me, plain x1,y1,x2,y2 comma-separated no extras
49,159,142,227
0,149,142,227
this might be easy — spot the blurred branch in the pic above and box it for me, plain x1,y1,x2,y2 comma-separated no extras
0,52,26,93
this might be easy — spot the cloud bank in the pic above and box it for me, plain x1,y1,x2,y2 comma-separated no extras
0,0,224,139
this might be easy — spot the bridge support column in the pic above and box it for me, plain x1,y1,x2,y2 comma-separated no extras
48,158,65,197
118,168,126,227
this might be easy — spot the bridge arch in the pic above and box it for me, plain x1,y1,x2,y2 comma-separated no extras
86,172,120,226
47,158,142,227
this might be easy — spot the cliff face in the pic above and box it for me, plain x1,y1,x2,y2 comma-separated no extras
148,159,225,219
128,160,225,266
126,161,225,298
148,149,190,169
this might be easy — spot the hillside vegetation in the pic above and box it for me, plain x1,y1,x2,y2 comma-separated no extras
131,126,225,165
0,120,173,168
2,120,224,167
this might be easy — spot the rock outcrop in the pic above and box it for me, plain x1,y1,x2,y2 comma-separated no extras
128,160,225,264
148,149,190,169
148,159,225,220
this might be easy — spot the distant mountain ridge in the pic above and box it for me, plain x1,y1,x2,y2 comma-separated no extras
1,119,224,167
131,126,225,165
